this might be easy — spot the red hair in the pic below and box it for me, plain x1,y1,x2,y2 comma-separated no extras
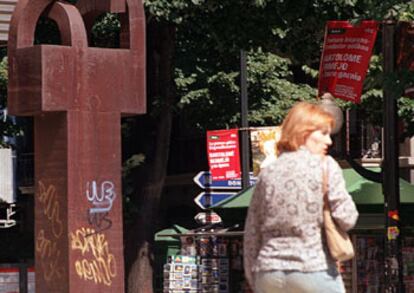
277,102,334,154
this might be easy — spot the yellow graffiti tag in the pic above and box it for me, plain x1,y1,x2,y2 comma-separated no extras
36,229,64,281
38,181,63,238
70,227,117,286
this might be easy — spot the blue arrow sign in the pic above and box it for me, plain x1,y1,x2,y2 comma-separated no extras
193,171,257,190
194,191,237,209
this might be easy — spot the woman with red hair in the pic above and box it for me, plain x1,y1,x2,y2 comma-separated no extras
244,101,358,293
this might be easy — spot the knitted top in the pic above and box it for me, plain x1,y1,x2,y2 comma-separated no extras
243,147,359,287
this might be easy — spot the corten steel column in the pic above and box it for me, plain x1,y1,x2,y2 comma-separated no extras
7,0,146,292
382,21,404,293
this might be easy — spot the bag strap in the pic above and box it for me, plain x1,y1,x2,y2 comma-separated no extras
322,157,329,210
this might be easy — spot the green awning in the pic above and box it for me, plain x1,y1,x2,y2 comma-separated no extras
344,168,414,205
155,225,189,241
214,185,255,208
213,168,414,209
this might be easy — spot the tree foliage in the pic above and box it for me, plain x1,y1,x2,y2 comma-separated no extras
166,0,414,137
3,1,414,292
129,7,414,292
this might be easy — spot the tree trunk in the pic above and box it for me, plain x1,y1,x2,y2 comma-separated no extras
125,20,176,293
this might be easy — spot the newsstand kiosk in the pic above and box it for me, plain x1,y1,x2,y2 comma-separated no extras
155,222,250,293
211,168,414,293
156,167,414,293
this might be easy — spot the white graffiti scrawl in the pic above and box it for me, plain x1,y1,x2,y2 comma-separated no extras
86,181,116,214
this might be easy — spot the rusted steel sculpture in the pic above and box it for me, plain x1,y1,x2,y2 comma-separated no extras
8,0,145,291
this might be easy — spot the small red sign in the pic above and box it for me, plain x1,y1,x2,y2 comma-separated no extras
207,129,241,181
318,20,379,103
195,212,222,224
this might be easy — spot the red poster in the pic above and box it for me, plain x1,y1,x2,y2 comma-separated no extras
318,20,378,103
207,129,241,181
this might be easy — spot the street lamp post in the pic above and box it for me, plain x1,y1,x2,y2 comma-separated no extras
240,50,251,189
319,93,344,135
382,20,404,293
321,21,404,293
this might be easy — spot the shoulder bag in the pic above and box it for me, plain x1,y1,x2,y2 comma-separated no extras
322,158,355,262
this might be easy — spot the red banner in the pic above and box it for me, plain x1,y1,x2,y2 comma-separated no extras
207,129,241,181
318,20,378,103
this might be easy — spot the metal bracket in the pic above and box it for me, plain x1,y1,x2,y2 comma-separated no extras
344,155,382,183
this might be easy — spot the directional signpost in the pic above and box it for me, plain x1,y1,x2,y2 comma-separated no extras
193,171,257,190
194,191,238,210
193,171,257,210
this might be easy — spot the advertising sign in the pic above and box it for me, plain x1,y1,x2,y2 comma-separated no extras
250,126,282,176
318,20,379,103
206,129,241,181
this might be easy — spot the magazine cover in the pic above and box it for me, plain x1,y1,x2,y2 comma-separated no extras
250,126,281,176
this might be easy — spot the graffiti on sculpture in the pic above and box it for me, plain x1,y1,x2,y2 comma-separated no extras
70,227,117,286
36,181,65,282
8,0,145,290
36,229,64,282
38,181,63,238
86,180,116,234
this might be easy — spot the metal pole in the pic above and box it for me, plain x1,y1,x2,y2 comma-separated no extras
240,50,250,189
18,263,28,293
382,21,404,293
